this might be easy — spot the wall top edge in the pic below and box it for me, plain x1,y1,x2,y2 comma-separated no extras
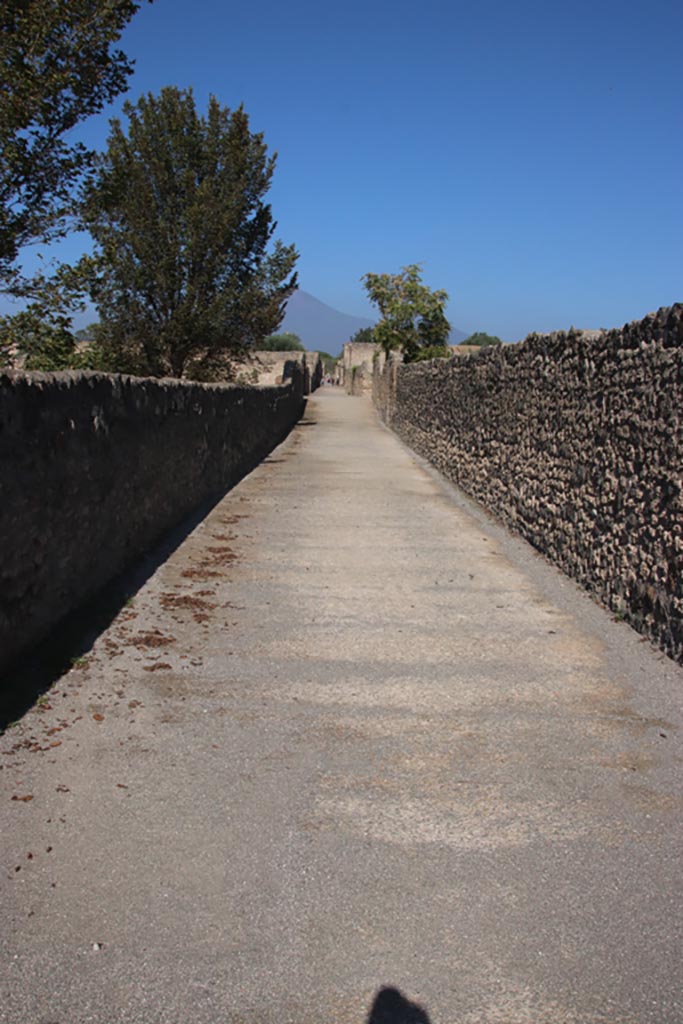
0,369,298,394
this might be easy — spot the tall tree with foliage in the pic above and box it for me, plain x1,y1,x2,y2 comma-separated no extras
0,261,89,368
462,331,502,347
0,0,150,292
348,326,375,345
361,264,450,362
260,332,305,352
80,88,298,379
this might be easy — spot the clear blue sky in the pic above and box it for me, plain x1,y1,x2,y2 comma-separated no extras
12,0,683,340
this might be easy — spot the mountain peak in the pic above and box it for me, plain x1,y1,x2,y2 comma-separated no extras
281,289,469,354
281,291,374,355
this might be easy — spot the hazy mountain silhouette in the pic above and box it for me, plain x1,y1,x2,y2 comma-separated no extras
69,288,468,353
448,325,469,345
281,291,374,355
282,290,468,355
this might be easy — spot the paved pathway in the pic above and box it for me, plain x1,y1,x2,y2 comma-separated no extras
2,390,683,1024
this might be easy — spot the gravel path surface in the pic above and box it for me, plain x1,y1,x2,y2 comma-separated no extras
2,389,682,1024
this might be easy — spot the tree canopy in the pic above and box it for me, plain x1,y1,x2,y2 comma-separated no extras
79,87,298,379
463,331,502,347
361,264,450,362
348,326,375,346
317,350,337,372
0,0,150,291
260,332,305,352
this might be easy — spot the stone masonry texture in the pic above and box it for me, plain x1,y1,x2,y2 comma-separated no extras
0,369,304,680
374,305,683,662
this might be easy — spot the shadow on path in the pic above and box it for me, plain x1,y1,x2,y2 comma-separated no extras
0,408,312,730
0,492,224,730
367,987,433,1024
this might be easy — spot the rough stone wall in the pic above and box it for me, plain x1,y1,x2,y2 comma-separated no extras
341,341,380,393
249,351,322,394
0,369,304,679
307,352,324,392
449,344,484,358
374,305,683,662
348,365,371,396
371,349,398,415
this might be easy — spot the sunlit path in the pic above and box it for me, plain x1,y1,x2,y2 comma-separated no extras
2,389,682,1024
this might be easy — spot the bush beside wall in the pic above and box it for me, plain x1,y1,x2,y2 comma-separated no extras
0,369,304,679
374,305,683,662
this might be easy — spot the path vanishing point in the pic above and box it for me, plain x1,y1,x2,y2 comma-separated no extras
2,389,683,1024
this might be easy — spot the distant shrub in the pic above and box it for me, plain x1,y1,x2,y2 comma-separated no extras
412,344,451,361
261,332,305,351
349,326,375,345
317,350,338,372
462,331,502,347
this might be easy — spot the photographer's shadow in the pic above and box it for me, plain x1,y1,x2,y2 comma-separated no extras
367,987,432,1024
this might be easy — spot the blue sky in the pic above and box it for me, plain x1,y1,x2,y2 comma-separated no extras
9,0,683,340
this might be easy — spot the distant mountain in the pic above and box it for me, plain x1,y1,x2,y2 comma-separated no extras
280,291,374,355
449,326,469,345
281,289,469,354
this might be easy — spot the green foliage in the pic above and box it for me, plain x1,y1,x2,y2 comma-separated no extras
361,264,450,362
0,260,91,369
317,350,337,372
261,332,305,351
463,331,502,347
349,326,375,345
79,87,298,379
75,323,100,342
0,309,74,370
0,0,150,290
411,344,451,362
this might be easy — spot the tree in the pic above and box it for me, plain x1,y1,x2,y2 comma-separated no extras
1,309,75,370
260,332,305,352
361,264,450,362
0,259,89,368
0,0,151,292
317,350,337,373
79,88,298,379
349,326,375,345
75,323,100,342
463,331,502,347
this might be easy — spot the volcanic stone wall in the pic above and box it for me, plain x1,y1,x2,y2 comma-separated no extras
341,342,378,393
0,369,304,679
374,305,683,662
249,351,323,393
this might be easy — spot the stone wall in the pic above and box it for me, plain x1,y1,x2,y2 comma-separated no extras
0,369,305,679
348,365,371,396
374,305,683,662
340,341,380,393
248,351,322,393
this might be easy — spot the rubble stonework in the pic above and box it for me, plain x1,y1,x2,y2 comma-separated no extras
0,369,305,680
339,341,380,393
374,305,683,662
249,350,323,393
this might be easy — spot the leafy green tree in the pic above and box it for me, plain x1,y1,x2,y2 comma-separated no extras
411,343,451,362
0,260,89,368
349,326,375,345
260,332,305,351
317,350,337,373
79,88,298,379
0,0,151,292
463,331,502,347
361,264,450,362
75,324,100,342
5,312,75,371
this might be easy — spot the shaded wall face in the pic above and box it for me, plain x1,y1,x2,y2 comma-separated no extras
0,370,304,681
250,351,322,394
342,342,380,393
374,306,683,663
